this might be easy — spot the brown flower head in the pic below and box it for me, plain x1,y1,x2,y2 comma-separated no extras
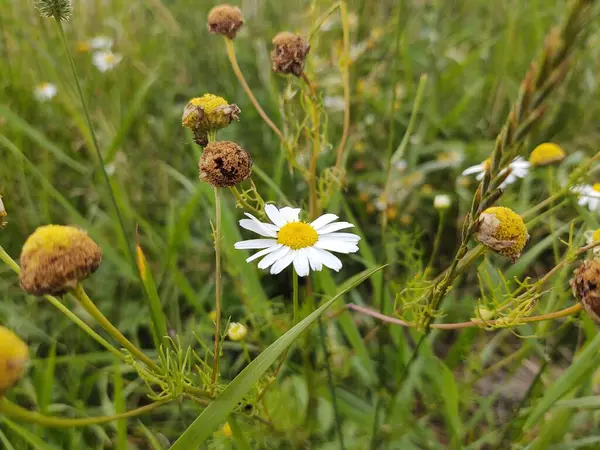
199,141,252,187
0,326,29,396
475,207,529,261
207,4,244,39
271,32,310,77
571,259,600,324
20,225,102,296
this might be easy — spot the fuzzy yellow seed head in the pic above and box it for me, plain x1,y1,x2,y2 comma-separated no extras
182,94,240,133
0,326,29,395
277,222,318,250
20,225,102,296
529,143,566,167
209,310,217,322
227,322,248,341
592,229,600,243
476,207,529,261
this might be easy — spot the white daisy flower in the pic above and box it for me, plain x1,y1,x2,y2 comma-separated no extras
34,83,57,101
92,51,122,72
88,36,114,50
461,156,530,188
234,205,361,277
572,184,600,213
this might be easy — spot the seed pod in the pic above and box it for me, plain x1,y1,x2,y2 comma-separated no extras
475,206,529,261
20,225,102,296
207,4,244,39
199,141,252,187
571,259,600,324
271,32,310,77
0,326,29,396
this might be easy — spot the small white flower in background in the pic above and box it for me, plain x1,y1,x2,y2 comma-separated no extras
393,160,407,171
92,51,122,72
323,96,346,112
88,36,114,50
227,322,247,341
34,83,57,101
434,194,451,210
461,156,530,188
572,184,600,213
235,205,360,277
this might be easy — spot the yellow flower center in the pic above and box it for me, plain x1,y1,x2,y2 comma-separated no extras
593,183,600,193
104,53,115,64
22,225,84,255
277,222,318,249
592,229,600,242
483,159,491,170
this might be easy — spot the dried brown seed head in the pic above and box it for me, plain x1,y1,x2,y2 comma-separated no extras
571,259,600,324
199,141,252,187
20,225,103,296
271,32,310,77
207,4,244,39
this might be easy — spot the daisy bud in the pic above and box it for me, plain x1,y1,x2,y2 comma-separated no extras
34,0,72,21
207,4,244,39
571,259,600,324
271,32,311,77
433,194,451,210
0,196,6,228
475,207,529,261
182,94,241,134
0,326,29,396
528,143,566,167
20,225,102,296
227,322,248,341
199,141,252,187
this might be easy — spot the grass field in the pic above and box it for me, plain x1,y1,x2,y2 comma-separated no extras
1,0,600,448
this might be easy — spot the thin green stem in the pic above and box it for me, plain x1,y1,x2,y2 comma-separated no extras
0,398,168,428
293,270,299,325
301,71,321,219
424,210,447,277
212,186,223,387
229,186,263,217
54,18,134,266
71,284,158,370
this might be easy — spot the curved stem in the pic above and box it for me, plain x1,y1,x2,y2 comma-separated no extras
211,186,223,388
301,71,321,219
0,398,168,428
71,284,158,370
224,38,285,143
229,186,262,217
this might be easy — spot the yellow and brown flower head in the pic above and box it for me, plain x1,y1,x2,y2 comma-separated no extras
199,141,252,187
20,225,102,296
0,326,29,395
571,259,600,324
207,4,244,39
475,206,529,261
182,94,240,137
529,143,566,167
271,32,310,77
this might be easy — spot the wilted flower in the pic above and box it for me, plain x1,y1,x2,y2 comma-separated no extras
434,194,451,210
182,94,240,134
199,141,252,187
529,143,566,167
475,206,529,261
461,157,530,188
235,205,360,277
207,4,244,39
0,326,29,396
92,51,122,72
20,225,102,296
271,32,310,77
34,83,57,101
227,322,248,341
571,259,600,324
571,184,600,213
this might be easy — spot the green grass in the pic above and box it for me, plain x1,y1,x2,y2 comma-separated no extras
1,0,600,448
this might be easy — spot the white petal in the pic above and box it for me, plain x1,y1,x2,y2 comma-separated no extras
314,248,343,272
461,164,483,176
265,204,285,227
323,232,361,242
310,214,339,230
315,239,359,254
476,172,485,181
234,239,277,250
239,213,278,237
293,250,310,277
317,222,355,235
305,247,323,271
246,244,283,263
258,246,290,270
278,207,301,223
270,250,296,275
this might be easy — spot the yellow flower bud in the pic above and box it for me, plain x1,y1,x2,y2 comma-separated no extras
476,207,529,261
529,143,566,167
20,225,102,296
227,322,248,341
0,326,29,395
